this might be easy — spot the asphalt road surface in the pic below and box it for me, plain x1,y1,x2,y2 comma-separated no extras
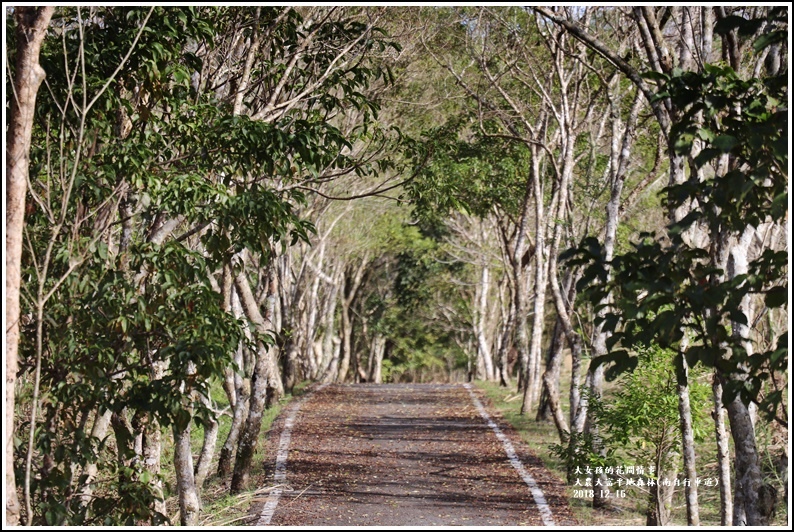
251,383,577,526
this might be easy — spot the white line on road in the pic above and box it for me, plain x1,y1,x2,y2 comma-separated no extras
256,383,329,526
463,383,557,526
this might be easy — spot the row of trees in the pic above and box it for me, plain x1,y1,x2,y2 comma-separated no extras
5,5,787,526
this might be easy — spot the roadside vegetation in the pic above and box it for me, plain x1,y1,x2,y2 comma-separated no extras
6,6,787,526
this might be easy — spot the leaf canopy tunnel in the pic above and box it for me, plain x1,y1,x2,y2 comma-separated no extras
4,5,787,527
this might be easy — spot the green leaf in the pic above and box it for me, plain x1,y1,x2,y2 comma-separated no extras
765,286,787,308
712,134,738,152
641,70,670,82
753,30,785,52
770,192,788,221
673,132,695,154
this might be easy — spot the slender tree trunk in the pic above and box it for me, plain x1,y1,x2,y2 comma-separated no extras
496,285,516,388
218,288,250,478
712,373,733,525
141,418,166,523
75,408,113,509
646,444,673,526
193,395,219,489
230,340,271,493
587,366,608,509
724,228,770,525
173,421,200,526
368,335,386,384
723,386,766,525
217,366,250,478
646,480,661,525
676,354,700,524
475,264,496,381
319,269,342,382
139,360,166,523
5,7,54,525
519,151,542,414
305,247,323,380
338,299,355,383
537,318,562,422
569,340,582,428
231,265,281,493
539,317,569,442
338,255,369,384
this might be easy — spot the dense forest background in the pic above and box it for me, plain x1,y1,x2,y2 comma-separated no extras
5,5,788,527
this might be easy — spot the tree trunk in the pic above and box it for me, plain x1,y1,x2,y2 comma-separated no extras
474,264,495,381
569,338,582,428
646,479,662,525
537,319,562,422
318,269,342,383
496,287,516,388
712,373,733,525
539,318,570,442
231,266,281,493
5,7,54,525
305,248,323,380
646,451,673,526
676,354,700,525
519,150,541,414
218,288,250,478
338,254,370,384
368,334,386,384
723,386,766,525
75,408,113,510
141,418,166,524
586,366,608,509
193,395,219,489
139,361,166,523
338,298,354,383
217,363,250,478
724,227,771,525
230,340,272,493
173,421,200,526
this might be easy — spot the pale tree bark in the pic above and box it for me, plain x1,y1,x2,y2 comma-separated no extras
723,389,766,525
173,419,200,526
712,373,733,525
5,7,54,525
367,334,387,384
231,263,282,493
538,34,595,420
675,351,700,525
141,420,166,522
220,265,238,409
138,361,166,523
338,256,369,383
304,253,323,380
319,267,343,383
74,409,113,509
218,287,250,478
516,150,539,413
193,394,219,490
217,346,250,478
725,227,771,525
280,250,304,392
539,269,579,440
474,263,495,381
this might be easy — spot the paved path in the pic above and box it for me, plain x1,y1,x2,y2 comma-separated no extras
252,383,576,526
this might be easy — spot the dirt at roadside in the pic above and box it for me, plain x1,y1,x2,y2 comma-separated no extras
250,383,578,526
